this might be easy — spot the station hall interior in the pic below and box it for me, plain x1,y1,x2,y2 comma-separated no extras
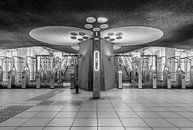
1,0,193,130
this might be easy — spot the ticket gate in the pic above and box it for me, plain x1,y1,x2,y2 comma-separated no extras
116,55,158,89
7,56,25,88
187,66,193,88
35,55,54,88
179,57,193,89
167,57,182,89
140,55,157,89
157,69,169,88
35,69,53,88
21,66,36,88
0,66,6,88
0,57,12,88
7,66,17,88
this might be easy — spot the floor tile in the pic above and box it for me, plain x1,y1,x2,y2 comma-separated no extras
152,128,179,130
136,112,160,117
73,118,97,126
77,112,96,117
47,118,74,126
34,111,58,117
120,118,148,127
71,127,97,130
180,128,193,130
0,127,16,130
16,127,43,130
98,118,123,127
98,111,118,118
165,118,193,127
117,112,139,117
156,112,181,118
125,128,152,130
21,118,52,126
55,112,77,117
0,118,29,127
143,118,175,127
14,112,39,118
98,127,125,130
43,127,70,130
175,112,193,117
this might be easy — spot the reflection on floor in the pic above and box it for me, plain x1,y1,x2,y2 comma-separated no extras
1,88,193,130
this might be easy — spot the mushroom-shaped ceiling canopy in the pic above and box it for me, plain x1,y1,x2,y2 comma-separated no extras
30,26,164,51
29,26,93,46
101,26,164,45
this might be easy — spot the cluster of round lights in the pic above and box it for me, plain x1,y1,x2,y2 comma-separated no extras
103,32,123,42
84,17,109,31
70,31,90,42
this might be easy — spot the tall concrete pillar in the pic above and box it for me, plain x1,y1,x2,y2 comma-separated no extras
78,39,93,91
78,36,115,97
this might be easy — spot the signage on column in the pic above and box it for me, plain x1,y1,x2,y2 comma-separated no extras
94,51,100,71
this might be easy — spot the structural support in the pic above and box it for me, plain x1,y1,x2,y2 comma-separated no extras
78,32,115,97
92,31,101,99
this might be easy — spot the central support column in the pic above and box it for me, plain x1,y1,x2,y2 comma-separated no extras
92,31,101,99
78,33,115,97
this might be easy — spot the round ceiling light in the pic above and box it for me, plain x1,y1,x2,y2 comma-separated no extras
84,24,93,29
107,32,114,36
116,36,122,40
70,32,78,36
86,17,96,23
82,36,89,39
104,36,110,39
79,32,86,36
115,32,123,36
100,24,109,30
78,38,84,42
93,28,101,32
97,17,108,23
71,36,77,40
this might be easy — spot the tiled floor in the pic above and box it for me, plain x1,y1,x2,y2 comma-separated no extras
1,89,193,130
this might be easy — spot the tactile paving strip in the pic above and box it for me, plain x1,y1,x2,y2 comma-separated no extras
0,105,33,123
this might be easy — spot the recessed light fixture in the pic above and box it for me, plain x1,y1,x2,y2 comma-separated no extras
115,32,123,36
116,36,122,39
97,17,108,23
100,24,109,29
104,36,110,39
79,32,86,36
84,24,93,29
86,17,96,23
78,38,84,41
82,36,89,39
71,32,78,36
107,33,114,36
109,38,115,41
93,28,101,32
71,36,77,40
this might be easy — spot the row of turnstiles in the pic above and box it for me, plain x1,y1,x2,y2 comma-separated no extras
117,55,193,89
0,55,77,89
118,67,191,89
1,54,193,89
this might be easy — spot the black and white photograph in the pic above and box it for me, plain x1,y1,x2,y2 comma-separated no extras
0,0,193,130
